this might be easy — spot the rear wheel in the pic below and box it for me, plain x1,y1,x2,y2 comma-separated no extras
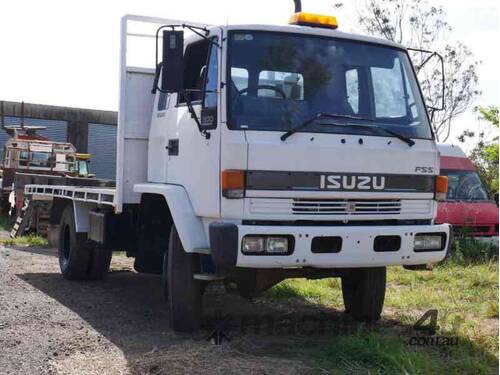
165,225,202,332
341,267,386,322
58,205,111,280
58,206,92,280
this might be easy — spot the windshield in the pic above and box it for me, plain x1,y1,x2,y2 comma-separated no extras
19,151,52,168
442,169,490,201
227,31,432,139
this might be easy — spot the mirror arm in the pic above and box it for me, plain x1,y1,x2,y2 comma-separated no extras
151,63,162,94
182,90,210,140
429,107,436,122
183,24,220,49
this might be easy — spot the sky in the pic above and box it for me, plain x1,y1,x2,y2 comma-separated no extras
0,0,498,149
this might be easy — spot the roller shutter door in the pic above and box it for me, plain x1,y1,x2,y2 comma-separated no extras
87,123,117,180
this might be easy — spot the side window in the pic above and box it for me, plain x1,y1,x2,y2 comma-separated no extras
19,151,29,166
345,69,359,114
203,40,218,109
31,152,51,168
179,40,210,103
257,71,304,100
158,91,168,111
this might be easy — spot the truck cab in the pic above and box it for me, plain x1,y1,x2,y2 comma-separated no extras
122,13,451,330
436,144,498,244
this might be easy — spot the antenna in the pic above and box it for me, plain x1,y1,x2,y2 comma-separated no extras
294,0,302,12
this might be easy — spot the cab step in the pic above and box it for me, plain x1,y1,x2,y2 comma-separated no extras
193,248,211,255
193,273,224,281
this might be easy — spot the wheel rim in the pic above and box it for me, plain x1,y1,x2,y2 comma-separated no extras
62,224,71,261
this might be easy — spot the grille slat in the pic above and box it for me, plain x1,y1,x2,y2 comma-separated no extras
292,199,401,215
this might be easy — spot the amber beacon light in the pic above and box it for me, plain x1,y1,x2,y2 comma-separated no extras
289,12,339,29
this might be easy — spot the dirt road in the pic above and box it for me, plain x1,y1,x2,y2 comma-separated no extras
0,244,324,375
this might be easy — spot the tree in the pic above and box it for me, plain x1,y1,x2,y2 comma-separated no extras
356,0,480,142
459,106,499,194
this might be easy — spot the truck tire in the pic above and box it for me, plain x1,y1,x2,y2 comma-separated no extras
87,246,112,280
341,267,386,322
165,225,202,332
58,206,92,280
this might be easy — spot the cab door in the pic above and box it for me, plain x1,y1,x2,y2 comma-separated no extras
165,32,222,219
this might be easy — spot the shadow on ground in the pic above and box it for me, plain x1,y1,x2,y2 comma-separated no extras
17,266,355,369
17,261,498,373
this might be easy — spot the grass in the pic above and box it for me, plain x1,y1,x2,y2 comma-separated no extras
0,213,48,247
1,234,48,247
300,331,446,374
265,241,499,374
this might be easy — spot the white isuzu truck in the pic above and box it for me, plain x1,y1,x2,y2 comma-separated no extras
24,5,451,332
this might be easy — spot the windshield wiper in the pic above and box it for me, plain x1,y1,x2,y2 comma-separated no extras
280,112,372,141
280,112,415,147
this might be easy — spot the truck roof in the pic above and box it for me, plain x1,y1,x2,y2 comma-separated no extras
438,144,476,171
220,24,405,50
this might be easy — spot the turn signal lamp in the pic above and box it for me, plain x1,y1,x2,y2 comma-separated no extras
221,169,245,198
435,175,448,201
289,12,338,29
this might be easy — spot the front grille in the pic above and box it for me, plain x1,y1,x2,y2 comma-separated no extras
292,199,402,215
248,198,432,217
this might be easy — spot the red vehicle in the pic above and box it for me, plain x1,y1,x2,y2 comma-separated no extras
436,144,498,245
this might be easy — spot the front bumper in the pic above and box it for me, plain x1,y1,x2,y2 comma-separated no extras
210,223,451,269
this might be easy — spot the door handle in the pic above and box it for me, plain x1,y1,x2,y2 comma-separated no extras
166,139,179,156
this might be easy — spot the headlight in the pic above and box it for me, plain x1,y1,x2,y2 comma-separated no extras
266,237,289,254
242,236,265,253
241,235,293,255
414,233,445,251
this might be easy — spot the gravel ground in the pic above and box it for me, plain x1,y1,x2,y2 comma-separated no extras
0,243,319,375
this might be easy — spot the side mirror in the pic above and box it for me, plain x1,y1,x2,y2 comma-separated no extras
200,107,217,130
408,48,445,113
161,30,184,93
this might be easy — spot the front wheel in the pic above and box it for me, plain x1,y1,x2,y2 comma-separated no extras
165,225,202,332
341,267,386,322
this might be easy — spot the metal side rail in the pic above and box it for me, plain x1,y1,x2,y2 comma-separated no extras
24,185,115,206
